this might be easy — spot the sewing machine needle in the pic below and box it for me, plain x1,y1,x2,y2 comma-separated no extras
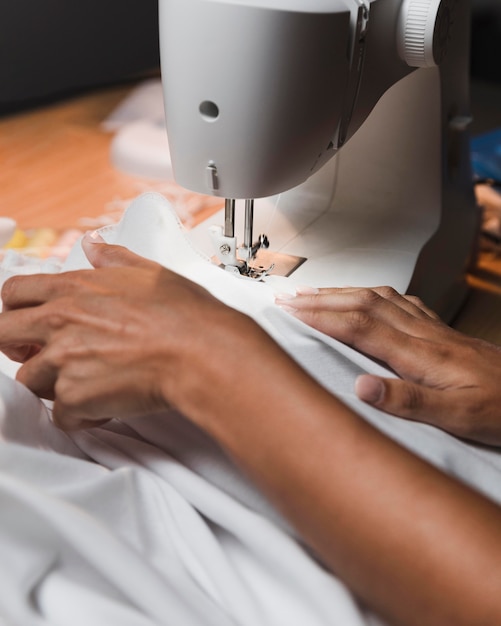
244,199,254,252
224,198,235,238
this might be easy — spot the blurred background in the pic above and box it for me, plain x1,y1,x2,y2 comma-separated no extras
1,0,499,117
471,0,501,83
0,0,160,115
0,0,500,232
470,0,501,134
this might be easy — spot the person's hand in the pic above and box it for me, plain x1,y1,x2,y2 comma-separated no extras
0,233,260,430
276,286,501,445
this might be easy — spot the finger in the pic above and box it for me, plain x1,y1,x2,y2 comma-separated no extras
1,235,144,309
277,289,445,344
51,405,111,431
355,374,458,427
400,295,441,320
3,263,137,313
294,286,438,322
16,352,57,400
1,343,42,363
0,308,48,349
277,290,416,337
82,232,153,270
1,269,87,310
2,274,55,310
290,302,452,381
356,375,501,444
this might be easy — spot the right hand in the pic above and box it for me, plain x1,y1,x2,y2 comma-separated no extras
276,286,501,446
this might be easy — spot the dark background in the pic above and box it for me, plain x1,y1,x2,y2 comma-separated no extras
471,0,501,83
0,0,500,124
469,0,501,135
0,0,160,115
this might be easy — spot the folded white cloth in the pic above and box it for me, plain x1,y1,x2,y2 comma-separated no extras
0,193,500,626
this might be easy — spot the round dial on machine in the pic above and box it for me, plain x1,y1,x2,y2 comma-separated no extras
397,0,454,68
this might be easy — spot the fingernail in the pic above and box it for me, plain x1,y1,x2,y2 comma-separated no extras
85,230,105,243
355,375,385,405
276,303,298,315
274,292,296,301
295,285,319,295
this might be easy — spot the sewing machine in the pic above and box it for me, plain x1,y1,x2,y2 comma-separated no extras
159,0,477,321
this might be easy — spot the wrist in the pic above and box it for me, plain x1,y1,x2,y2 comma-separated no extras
158,308,271,432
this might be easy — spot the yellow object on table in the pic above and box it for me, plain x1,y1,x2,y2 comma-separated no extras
4,229,29,249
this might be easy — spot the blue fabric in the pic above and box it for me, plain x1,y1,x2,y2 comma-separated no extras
471,127,501,182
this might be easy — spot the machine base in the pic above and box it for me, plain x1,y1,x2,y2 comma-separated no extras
249,249,307,278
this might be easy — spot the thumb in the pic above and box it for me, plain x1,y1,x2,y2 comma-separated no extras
354,374,445,423
81,231,150,269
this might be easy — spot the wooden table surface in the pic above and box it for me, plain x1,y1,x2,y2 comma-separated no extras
1,81,501,344
0,83,221,232
0,85,140,231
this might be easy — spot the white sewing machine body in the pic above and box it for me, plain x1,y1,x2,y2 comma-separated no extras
159,0,477,321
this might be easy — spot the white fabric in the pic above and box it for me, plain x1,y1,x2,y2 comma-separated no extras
0,192,500,626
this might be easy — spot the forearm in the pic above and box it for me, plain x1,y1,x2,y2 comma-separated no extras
176,321,501,626
4,244,501,625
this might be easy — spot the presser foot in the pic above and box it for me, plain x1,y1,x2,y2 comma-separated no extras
208,221,305,280
213,249,306,280
247,248,307,278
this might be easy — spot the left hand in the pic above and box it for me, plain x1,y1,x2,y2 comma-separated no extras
0,232,247,430
276,286,501,445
